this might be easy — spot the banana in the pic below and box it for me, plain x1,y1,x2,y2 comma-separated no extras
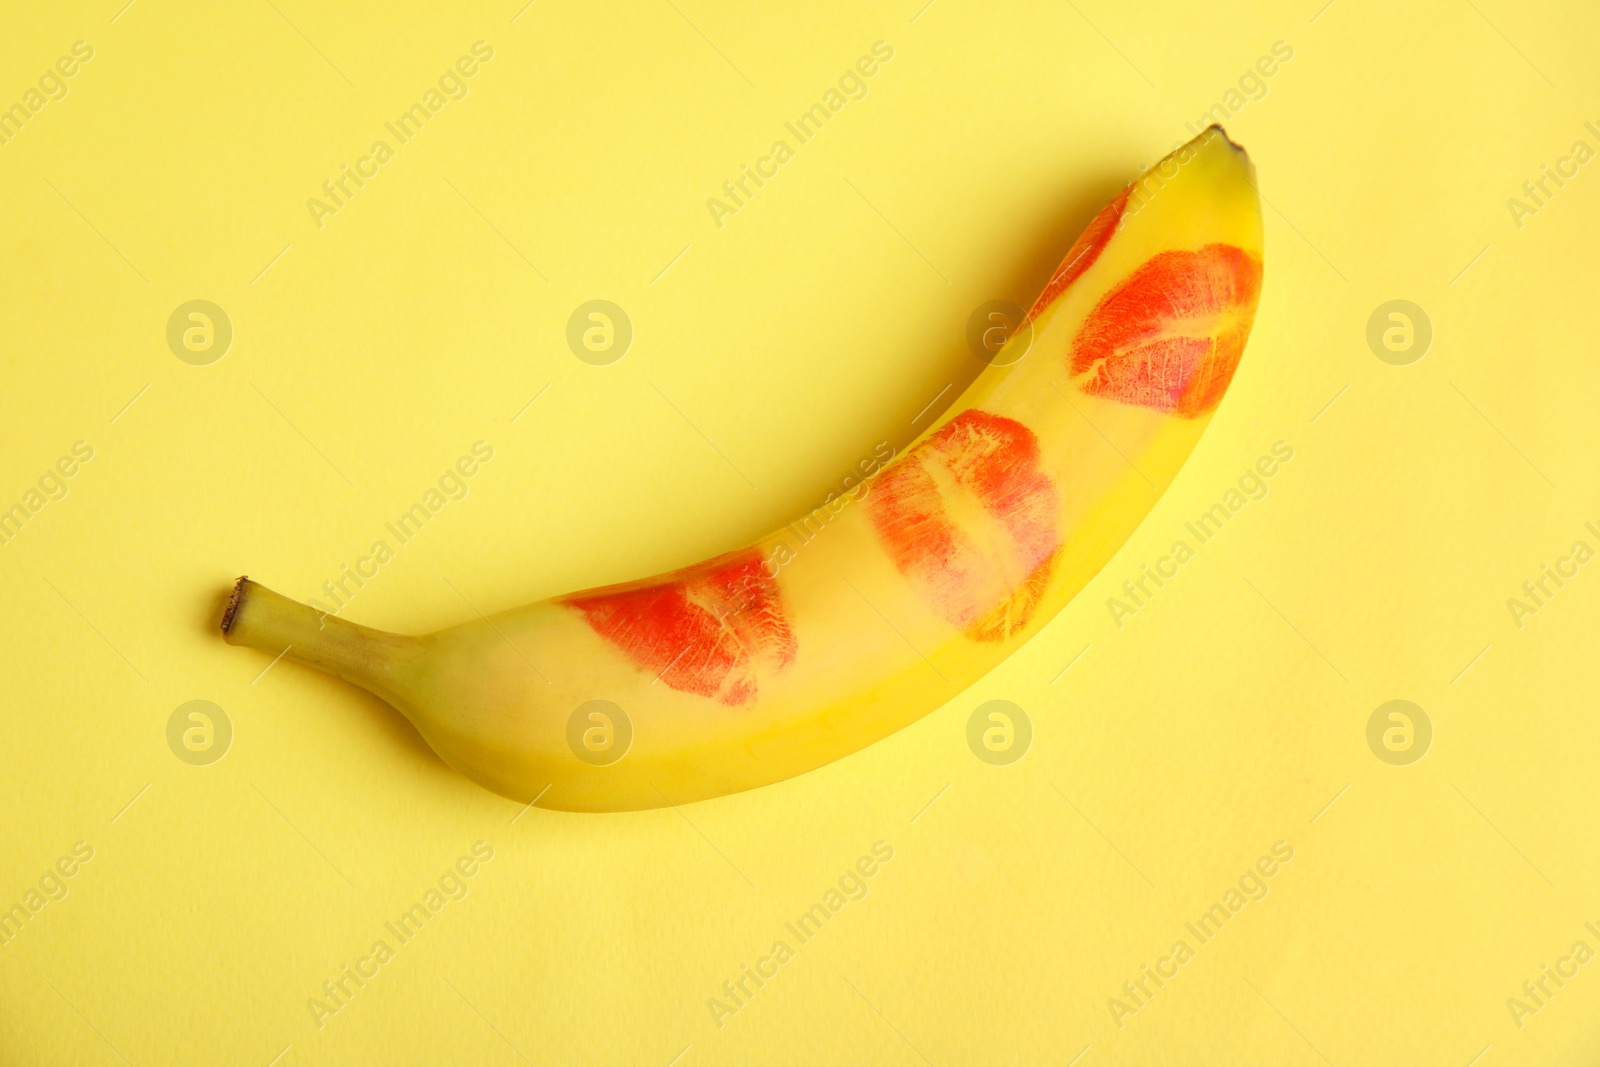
222,126,1263,812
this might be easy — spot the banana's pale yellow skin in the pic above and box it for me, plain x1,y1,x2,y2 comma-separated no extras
223,127,1264,812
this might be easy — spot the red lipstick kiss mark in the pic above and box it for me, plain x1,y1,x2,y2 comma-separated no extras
1028,186,1130,320
867,411,1059,643
1069,243,1262,417
565,549,796,706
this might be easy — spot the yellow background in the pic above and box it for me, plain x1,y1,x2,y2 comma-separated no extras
2,0,1598,1063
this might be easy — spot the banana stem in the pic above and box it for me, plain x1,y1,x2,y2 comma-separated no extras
221,577,419,693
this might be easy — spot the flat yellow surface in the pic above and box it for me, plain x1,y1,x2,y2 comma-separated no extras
2,1,1598,1064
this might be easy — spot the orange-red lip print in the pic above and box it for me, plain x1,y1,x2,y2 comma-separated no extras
1027,186,1130,320
1070,243,1262,418
565,549,796,707
867,410,1059,644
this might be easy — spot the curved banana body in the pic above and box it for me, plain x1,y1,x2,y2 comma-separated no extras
223,126,1263,812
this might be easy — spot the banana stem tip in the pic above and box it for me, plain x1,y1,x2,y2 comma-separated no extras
221,576,250,635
